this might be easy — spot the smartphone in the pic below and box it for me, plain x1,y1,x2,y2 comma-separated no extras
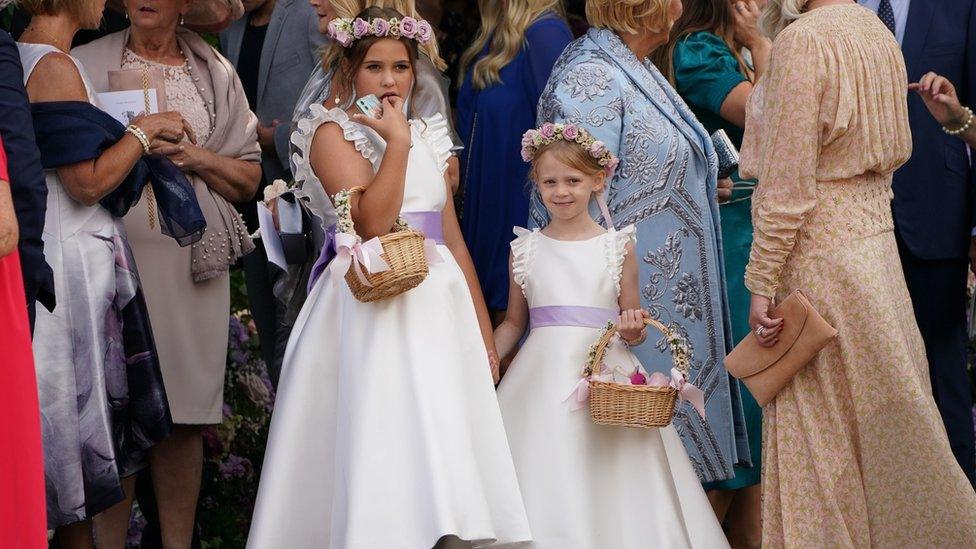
355,94,382,119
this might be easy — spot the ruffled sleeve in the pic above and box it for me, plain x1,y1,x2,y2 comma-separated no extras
412,113,453,175
604,225,637,296
290,103,378,189
510,226,538,298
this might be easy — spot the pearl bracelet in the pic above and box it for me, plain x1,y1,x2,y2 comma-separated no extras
125,124,151,154
943,107,974,136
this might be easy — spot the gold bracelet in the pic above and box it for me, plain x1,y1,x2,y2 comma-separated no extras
125,124,151,154
943,107,974,136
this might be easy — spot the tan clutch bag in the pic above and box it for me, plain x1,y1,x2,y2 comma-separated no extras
725,290,837,406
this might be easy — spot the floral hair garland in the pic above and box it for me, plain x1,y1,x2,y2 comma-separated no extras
327,16,434,48
520,123,619,174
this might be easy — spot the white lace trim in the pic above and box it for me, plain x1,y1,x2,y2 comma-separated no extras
510,226,538,298
290,104,379,191
411,113,453,174
604,224,637,296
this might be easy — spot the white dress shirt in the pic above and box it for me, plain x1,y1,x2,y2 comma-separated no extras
858,0,912,45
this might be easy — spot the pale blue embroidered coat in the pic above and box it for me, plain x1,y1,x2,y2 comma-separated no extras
534,28,748,482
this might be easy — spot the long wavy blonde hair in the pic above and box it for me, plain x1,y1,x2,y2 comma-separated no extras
322,0,447,70
759,0,808,38
458,0,566,90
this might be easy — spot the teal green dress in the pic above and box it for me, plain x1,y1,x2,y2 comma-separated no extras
673,31,761,490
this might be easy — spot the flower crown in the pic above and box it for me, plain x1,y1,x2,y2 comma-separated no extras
521,123,619,174
327,16,434,48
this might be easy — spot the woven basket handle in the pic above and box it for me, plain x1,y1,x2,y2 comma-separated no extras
334,185,410,238
590,316,690,378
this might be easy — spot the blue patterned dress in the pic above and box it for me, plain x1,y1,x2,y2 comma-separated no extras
534,28,748,482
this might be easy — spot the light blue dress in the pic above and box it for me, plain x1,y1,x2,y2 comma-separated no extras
534,28,748,482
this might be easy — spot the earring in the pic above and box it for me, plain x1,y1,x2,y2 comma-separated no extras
180,15,185,25
334,95,341,106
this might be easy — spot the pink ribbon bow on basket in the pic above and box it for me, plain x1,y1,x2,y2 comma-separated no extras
670,367,706,419
333,232,390,287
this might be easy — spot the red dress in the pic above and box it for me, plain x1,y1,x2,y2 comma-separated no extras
0,137,46,547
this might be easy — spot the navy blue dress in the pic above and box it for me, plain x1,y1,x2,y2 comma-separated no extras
457,15,572,311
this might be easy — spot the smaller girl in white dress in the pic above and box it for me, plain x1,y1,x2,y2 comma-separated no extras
494,123,729,549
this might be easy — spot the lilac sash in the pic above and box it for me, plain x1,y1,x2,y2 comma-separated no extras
529,305,618,331
402,211,444,244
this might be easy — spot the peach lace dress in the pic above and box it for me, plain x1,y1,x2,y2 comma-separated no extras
740,5,976,547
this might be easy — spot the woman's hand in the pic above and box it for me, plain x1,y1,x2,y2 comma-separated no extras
352,96,411,148
617,309,650,344
132,111,195,145
149,141,211,173
717,177,733,204
732,1,768,50
908,72,968,128
748,293,783,347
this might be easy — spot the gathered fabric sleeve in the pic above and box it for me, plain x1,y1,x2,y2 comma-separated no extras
741,27,825,299
522,16,574,105
414,114,454,175
672,32,748,117
603,224,637,296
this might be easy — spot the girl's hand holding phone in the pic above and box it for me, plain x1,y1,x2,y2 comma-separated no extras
352,95,411,148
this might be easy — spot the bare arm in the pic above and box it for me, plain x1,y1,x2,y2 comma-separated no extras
0,179,17,257
25,53,193,206
152,141,262,202
442,178,500,382
312,98,413,239
721,1,771,128
493,252,529,361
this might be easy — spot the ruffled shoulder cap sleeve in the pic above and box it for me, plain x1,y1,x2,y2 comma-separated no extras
604,224,637,295
412,113,454,174
511,226,539,297
290,104,379,188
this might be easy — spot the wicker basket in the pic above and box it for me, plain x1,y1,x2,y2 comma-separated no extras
586,317,690,428
335,186,429,302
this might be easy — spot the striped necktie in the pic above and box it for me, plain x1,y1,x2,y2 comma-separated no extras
878,0,897,35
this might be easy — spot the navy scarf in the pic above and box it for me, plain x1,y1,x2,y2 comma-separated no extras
31,100,206,246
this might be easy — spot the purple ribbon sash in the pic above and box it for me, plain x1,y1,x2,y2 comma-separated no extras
529,305,618,331
402,211,444,244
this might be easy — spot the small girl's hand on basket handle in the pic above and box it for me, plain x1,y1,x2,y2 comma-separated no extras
618,309,650,344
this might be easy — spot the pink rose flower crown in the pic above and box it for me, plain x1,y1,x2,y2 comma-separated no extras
521,123,620,176
327,16,435,48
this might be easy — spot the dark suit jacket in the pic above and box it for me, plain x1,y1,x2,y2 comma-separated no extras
219,0,326,184
895,0,976,259
0,30,54,323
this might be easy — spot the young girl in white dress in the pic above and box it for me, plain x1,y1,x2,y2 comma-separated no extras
247,8,531,549
494,124,729,549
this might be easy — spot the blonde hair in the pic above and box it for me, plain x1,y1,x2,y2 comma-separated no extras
529,140,605,182
585,0,672,34
21,0,102,28
759,0,807,39
324,0,446,71
458,0,566,90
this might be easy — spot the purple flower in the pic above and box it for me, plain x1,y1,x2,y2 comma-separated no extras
218,454,253,479
352,18,370,38
328,19,353,47
372,18,390,36
416,20,434,43
202,426,224,456
521,148,534,163
539,123,556,140
223,403,233,419
399,16,418,38
562,124,579,141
